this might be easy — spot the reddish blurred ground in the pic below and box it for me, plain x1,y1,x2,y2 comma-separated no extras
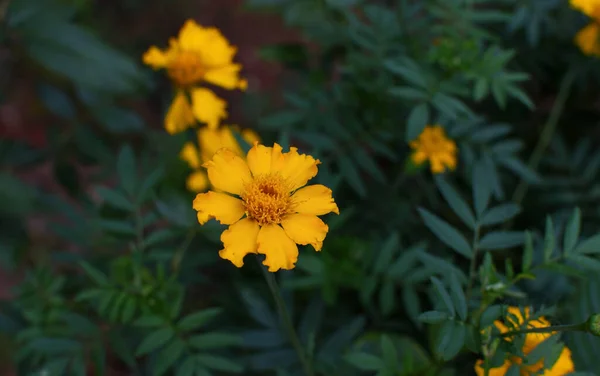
0,1,301,373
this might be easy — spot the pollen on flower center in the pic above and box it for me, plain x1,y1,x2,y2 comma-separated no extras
168,51,206,86
241,174,292,226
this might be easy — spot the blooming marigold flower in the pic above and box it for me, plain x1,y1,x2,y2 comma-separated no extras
143,19,247,133
192,143,339,272
475,307,575,376
180,125,260,193
409,125,457,174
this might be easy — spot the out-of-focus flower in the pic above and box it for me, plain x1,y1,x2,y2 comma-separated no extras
143,19,247,133
192,143,339,272
571,0,600,56
409,125,457,174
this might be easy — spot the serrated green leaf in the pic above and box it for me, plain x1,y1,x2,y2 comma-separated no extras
435,176,476,229
189,333,242,350
96,219,136,236
136,327,174,356
418,311,449,324
431,277,455,317
177,308,222,332
418,208,472,258
405,103,429,142
478,231,524,251
563,208,581,256
480,204,520,227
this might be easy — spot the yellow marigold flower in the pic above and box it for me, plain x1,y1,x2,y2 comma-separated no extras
143,19,246,133
409,125,457,174
570,0,600,20
192,143,339,272
180,125,261,193
575,22,600,57
475,307,575,376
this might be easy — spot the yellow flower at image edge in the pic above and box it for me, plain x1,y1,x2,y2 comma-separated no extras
570,0,600,20
143,19,247,133
192,143,339,272
409,125,457,174
575,23,600,57
475,307,575,376
180,125,261,193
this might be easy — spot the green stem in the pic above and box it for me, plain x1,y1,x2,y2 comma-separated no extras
499,322,586,338
511,68,576,205
256,256,314,376
466,224,480,300
172,229,196,274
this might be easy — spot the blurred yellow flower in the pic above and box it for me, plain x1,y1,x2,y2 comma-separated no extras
409,125,457,174
180,125,260,193
192,143,339,272
570,0,600,20
575,23,600,57
143,19,247,133
475,307,575,376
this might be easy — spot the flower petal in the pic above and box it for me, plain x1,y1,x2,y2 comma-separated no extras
280,146,320,191
546,347,575,374
246,143,273,177
257,224,298,272
190,87,227,130
291,185,339,215
203,148,252,195
474,359,511,376
142,46,169,69
180,142,201,169
186,171,209,193
165,91,195,134
575,23,600,57
281,213,329,251
192,191,245,225
218,218,260,268
204,64,246,90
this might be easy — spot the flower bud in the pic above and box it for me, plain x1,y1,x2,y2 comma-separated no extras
586,314,600,337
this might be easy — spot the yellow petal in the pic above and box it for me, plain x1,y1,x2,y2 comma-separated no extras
180,142,201,169
203,148,252,195
218,218,260,268
247,143,273,177
474,359,512,376
280,146,320,191
165,91,195,134
575,23,600,56
411,150,428,164
192,191,245,225
217,126,245,156
186,171,209,192
204,64,246,90
177,20,237,66
291,184,339,215
257,224,298,272
190,87,227,130
142,46,169,69
177,20,211,52
542,347,575,375
281,213,329,251
198,127,225,161
197,211,211,224
242,128,261,144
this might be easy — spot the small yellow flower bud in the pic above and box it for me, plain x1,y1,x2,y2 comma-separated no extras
586,314,600,336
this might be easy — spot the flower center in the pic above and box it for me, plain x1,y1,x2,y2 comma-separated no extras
167,51,206,87
242,174,292,226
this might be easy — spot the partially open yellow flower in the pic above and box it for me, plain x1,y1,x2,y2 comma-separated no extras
192,143,339,272
180,125,261,193
409,125,457,174
475,307,575,376
143,19,247,133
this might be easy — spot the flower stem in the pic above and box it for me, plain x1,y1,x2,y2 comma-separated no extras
511,68,576,205
499,322,586,338
256,256,314,376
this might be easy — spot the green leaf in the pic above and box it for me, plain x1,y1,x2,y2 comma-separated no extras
96,219,136,236
388,86,428,101
380,335,398,371
478,231,524,251
480,305,504,328
153,339,185,376
435,176,476,229
498,157,542,184
574,232,600,254
379,280,395,316
344,352,384,371
431,277,455,317
405,103,429,142
479,204,520,227
472,159,492,217
176,357,196,376
95,186,134,211
563,208,581,256
79,261,109,285
134,315,165,328
418,208,472,258
28,338,80,354
522,231,533,272
543,216,555,262
374,233,399,274
136,327,175,356
418,311,450,324
177,308,222,332
117,145,136,195
189,333,242,350
436,321,465,361
196,354,243,373
448,273,467,321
